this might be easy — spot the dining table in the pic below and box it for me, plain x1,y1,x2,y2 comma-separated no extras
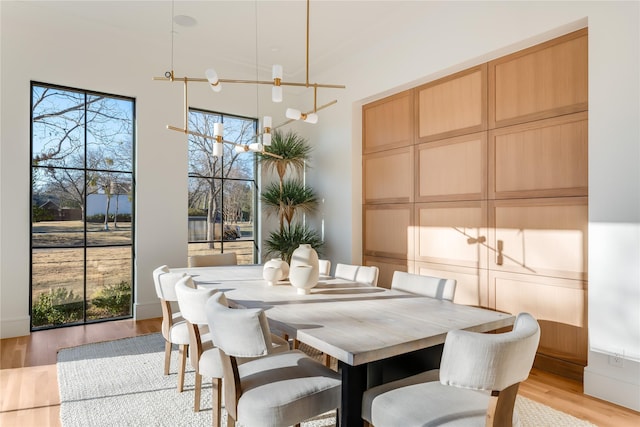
173,264,515,427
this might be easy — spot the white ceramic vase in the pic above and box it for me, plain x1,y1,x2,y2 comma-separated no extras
264,258,289,280
289,244,319,294
263,266,282,286
289,265,316,294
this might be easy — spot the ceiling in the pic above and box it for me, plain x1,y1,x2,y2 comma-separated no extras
19,1,432,83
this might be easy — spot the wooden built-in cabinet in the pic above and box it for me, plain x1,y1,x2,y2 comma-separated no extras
416,65,487,142
489,197,588,281
362,28,588,380
414,201,488,269
488,29,588,128
364,147,414,204
489,270,588,380
415,262,490,308
488,112,588,200
416,132,487,202
363,90,414,154
363,204,414,260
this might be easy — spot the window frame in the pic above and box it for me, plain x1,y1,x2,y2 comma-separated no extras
187,107,259,264
29,81,136,330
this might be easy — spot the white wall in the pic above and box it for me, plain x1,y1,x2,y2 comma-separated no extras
1,0,638,411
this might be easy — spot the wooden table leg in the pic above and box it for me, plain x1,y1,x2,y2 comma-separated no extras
338,361,368,427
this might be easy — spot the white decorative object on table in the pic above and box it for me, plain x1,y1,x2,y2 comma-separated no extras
263,266,282,286
289,244,319,294
264,258,289,280
289,265,316,294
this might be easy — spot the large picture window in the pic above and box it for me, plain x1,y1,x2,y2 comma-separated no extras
30,82,135,330
188,108,258,264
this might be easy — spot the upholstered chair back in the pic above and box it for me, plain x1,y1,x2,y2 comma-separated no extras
361,312,540,427
334,263,359,280
318,259,331,276
175,276,215,326
440,312,541,391
355,265,379,286
152,265,170,298
206,292,273,358
188,252,238,267
151,265,190,393
391,271,457,301
155,269,187,302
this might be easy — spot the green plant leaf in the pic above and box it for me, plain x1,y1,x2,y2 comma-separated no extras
264,224,324,264
261,179,318,228
259,130,312,182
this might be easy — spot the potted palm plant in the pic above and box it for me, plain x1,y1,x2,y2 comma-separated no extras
260,130,323,264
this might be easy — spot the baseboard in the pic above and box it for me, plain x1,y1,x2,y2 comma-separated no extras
133,300,162,320
0,315,31,339
584,351,640,411
533,353,584,382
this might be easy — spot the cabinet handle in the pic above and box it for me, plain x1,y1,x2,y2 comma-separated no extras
497,240,503,266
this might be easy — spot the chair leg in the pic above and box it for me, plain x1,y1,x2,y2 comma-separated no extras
211,378,222,426
293,339,300,349
194,372,202,412
322,352,332,368
177,344,188,392
164,340,172,375
486,382,520,427
226,414,236,427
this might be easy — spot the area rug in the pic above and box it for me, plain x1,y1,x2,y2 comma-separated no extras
57,333,596,427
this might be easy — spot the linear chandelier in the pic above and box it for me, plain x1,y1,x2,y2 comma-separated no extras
153,0,345,158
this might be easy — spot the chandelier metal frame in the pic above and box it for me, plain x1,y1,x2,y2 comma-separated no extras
153,0,345,158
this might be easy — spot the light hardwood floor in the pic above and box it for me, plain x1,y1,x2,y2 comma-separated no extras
1,318,639,426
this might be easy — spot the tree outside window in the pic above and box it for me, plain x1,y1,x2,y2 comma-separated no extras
30,83,134,329
187,108,258,264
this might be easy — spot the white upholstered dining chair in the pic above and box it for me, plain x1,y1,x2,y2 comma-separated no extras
174,277,224,425
334,263,360,280
334,263,379,286
355,265,379,286
205,292,342,427
318,259,331,276
390,271,457,301
175,276,290,426
362,312,541,427
152,265,190,392
188,252,238,267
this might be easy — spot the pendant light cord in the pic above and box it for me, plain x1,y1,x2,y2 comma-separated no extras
255,0,260,124
171,0,175,73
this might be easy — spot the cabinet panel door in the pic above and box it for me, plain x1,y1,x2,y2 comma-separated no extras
415,201,487,269
490,270,587,367
364,256,411,289
364,146,413,204
416,65,487,142
414,262,489,308
489,112,588,199
489,198,588,280
489,28,587,128
416,132,486,202
364,204,414,260
363,90,414,153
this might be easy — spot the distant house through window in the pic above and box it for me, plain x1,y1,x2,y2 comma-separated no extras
187,108,258,264
30,82,135,330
